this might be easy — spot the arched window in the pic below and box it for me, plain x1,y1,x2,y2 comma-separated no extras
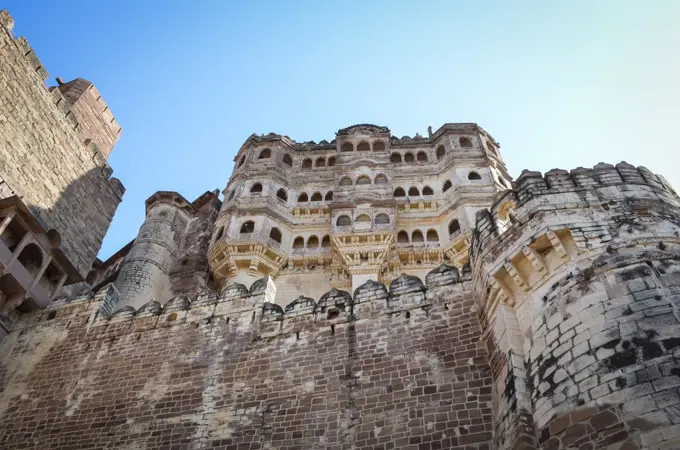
307,235,319,248
337,215,351,226
436,145,445,160
311,192,322,201
416,151,428,162
404,153,415,163
214,226,224,241
373,141,386,151
340,177,353,187
412,230,424,242
468,171,482,180
316,157,326,167
325,191,333,201
240,221,255,234
298,193,309,202
259,148,271,159
442,180,452,192
459,137,472,148
397,230,409,243
328,156,336,166
293,236,305,249
422,186,434,196
357,141,370,152
238,156,245,168
375,213,390,224
408,187,420,196
276,188,288,201
449,219,460,235
486,139,497,155
283,154,293,167
321,235,331,247
355,214,371,224
341,142,354,152
390,153,402,163
302,158,313,170
17,243,43,276
356,175,371,185
228,191,236,201
394,187,406,197
374,174,388,185
426,229,439,242
250,183,263,193
269,227,282,244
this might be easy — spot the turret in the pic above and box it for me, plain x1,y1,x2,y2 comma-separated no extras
470,162,680,449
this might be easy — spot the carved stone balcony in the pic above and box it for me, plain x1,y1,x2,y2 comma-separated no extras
209,231,287,282
444,229,473,268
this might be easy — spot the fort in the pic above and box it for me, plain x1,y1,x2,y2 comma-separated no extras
1,8,680,450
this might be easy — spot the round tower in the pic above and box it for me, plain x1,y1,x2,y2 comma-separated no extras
115,192,193,310
471,162,680,449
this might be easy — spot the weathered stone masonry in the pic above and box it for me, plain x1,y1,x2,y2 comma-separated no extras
0,268,493,450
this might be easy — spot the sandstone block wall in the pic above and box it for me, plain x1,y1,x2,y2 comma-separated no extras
0,10,124,277
0,267,493,450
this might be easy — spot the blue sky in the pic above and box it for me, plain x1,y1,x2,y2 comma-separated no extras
5,1,680,260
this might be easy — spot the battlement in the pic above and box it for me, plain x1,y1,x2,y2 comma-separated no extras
16,264,468,340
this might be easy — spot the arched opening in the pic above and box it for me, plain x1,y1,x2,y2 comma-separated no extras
357,141,370,152
17,243,43,277
341,142,354,152
422,186,434,196
276,189,288,201
486,139,497,155
416,151,428,162
468,171,482,180
321,235,331,248
375,213,390,225
307,235,319,248
283,154,293,167
250,183,263,193
459,137,473,148
394,187,406,198
340,177,353,187
404,153,415,163
397,230,409,243
259,148,271,159
240,221,255,234
316,157,326,167
302,159,313,170
374,174,388,185
325,191,333,201
356,175,371,185
426,229,439,242
355,214,371,224
390,153,402,163
449,219,460,235
412,230,424,243
298,193,309,202
214,226,224,241
373,141,386,151
436,145,445,160
328,156,336,166
293,236,305,249
269,227,282,244
238,156,245,168
442,180,452,192
408,187,420,196
336,215,351,226
311,192,322,201
228,191,236,201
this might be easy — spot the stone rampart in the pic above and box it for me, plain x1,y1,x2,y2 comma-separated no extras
0,265,493,449
471,161,680,449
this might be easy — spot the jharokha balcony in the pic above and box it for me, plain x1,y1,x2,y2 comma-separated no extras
0,197,79,332
208,229,287,281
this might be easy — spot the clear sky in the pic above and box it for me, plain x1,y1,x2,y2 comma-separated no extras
4,1,680,260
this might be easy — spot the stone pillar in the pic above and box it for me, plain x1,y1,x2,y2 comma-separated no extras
115,192,192,310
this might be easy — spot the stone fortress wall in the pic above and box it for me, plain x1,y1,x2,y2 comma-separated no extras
3,7,680,449
0,10,124,278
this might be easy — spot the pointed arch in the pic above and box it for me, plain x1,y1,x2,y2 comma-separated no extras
311,192,322,201
422,186,434,196
375,214,390,224
357,141,370,151
442,180,452,192
250,183,263,193
448,219,460,235
436,145,445,160
374,174,388,185
322,235,331,248
302,158,313,170
394,187,406,198
397,230,409,243
341,142,354,152
258,148,271,159
404,152,415,163
356,175,371,185
276,188,287,201
269,227,282,244
336,215,351,226
240,221,255,234
426,229,439,242
328,156,336,166
408,187,420,196
298,193,309,202
390,153,402,163
340,177,353,187
325,191,333,201
293,236,305,249
307,235,319,248
468,171,482,180
416,151,428,162
315,157,326,167
412,230,424,242
283,154,293,167
373,141,386,151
